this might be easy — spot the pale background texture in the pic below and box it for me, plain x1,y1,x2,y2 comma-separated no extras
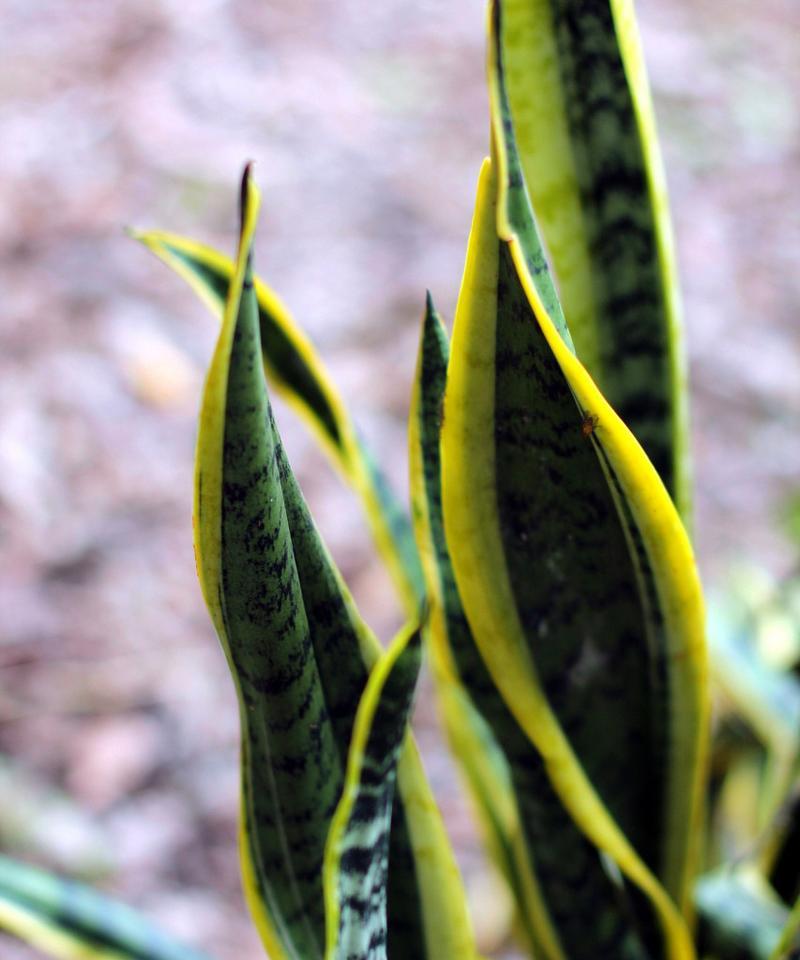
1,0,798,956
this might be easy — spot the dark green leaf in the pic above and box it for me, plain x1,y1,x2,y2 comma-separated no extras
496,0,690,517
323,625,422,960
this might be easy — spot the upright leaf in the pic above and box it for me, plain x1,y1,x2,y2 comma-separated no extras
441,134,704,960
410,296,654,959
497,0,689,517
133,229,423,614
462,2,708,918
193,166,472,960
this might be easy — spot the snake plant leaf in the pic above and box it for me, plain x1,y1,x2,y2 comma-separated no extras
441,114,706,960
132,228,423,615
410,295,655,959
496,0,689,519
322,622,421,960
195,166,472,960
484,0,706,911
0,856,212,960
695,869,790,960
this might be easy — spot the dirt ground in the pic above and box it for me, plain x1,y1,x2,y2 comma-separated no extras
0,0,798,957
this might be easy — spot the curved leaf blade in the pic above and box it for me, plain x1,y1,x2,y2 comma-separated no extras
195,167,338,960
0,856,212,960
488,0,708,913
497,0,689,517
132,229,423,614
410,296,655,959
441,145,703,959
193,167,471,960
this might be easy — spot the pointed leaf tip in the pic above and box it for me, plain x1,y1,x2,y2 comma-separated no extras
240,159,254,198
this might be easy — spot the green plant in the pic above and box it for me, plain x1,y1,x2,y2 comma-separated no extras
2,1,800,959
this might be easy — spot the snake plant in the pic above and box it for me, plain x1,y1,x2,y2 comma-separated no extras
3,1,799,959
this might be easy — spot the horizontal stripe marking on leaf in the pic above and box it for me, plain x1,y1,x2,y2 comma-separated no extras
133,230,424,614
488,2,707,920
496,0,689,516
442,153,699,960
192,168,467,960
324,624,422,960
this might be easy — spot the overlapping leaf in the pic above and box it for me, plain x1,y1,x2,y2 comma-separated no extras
0,856,212,960
497,0,690,518
132,229,423,614
410,296,655,959
192,167,472,960
437,5,707,957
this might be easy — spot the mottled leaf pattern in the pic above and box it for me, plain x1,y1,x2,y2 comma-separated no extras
486,0,708,918
441,137,703,958
0,856,212,960
323,624,422,960
193,167,472,960
497,0,689,518
410,295,655,959
132,230,423,614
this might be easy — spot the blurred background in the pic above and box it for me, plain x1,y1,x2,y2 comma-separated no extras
0,0,797,957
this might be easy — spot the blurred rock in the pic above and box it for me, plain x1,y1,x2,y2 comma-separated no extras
64,713,165,812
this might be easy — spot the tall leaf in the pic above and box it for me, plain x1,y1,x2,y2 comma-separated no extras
497,0,689,518
410,295,654,959
441,87,705,960
193,166,471,960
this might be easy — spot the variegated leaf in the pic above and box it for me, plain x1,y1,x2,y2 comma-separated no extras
193,166,472,960
497,0,690,518
0,855,212,960
323,623,421,960
132,229,423,614
441,9,708,944
410,294,654,959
